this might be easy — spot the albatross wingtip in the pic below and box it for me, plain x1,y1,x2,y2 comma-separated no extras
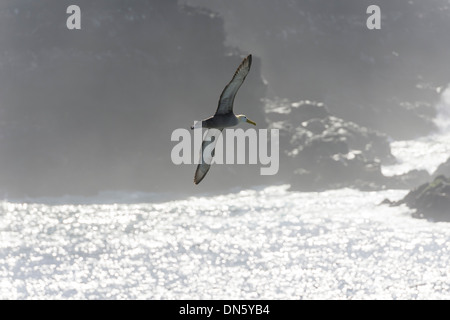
246,54,252,66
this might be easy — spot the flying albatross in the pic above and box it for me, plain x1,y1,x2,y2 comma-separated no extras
191,54,256,184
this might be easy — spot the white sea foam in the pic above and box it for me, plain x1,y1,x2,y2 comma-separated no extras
381,132,450,176
1,186,449,299
382,86,450,176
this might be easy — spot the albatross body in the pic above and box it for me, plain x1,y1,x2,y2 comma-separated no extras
192,54,256,184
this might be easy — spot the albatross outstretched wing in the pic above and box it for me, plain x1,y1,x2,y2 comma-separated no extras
215,54,252,116
194,128,223,184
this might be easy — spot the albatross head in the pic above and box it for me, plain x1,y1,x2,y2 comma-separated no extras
237,114,256,126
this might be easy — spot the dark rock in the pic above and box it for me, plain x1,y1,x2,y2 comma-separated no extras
391,175,450,222
385,169,431,190
266,97,435,192
301,118,327,135
380,198,395,206
265,98,396,191
290,100,330,122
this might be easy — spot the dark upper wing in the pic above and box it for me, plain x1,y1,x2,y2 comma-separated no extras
194,161,211,185
194,128,223,184
215,54,252,115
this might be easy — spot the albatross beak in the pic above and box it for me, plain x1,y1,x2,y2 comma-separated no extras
246,119,256,126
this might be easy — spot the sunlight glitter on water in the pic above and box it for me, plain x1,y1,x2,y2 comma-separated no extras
1,186,449,299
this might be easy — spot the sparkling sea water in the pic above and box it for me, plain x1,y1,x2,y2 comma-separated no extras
0,186,449,299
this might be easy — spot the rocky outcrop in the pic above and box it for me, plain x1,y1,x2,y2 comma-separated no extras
267,98,384,190
266,98,431,191
387,175,450,222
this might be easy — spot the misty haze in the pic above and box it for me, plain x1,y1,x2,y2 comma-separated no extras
0,0,450,300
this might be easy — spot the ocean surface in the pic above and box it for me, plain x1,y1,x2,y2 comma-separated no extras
1,92,450,299
2,185,450,299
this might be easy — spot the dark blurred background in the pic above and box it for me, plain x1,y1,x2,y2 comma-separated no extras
1,0,449,197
